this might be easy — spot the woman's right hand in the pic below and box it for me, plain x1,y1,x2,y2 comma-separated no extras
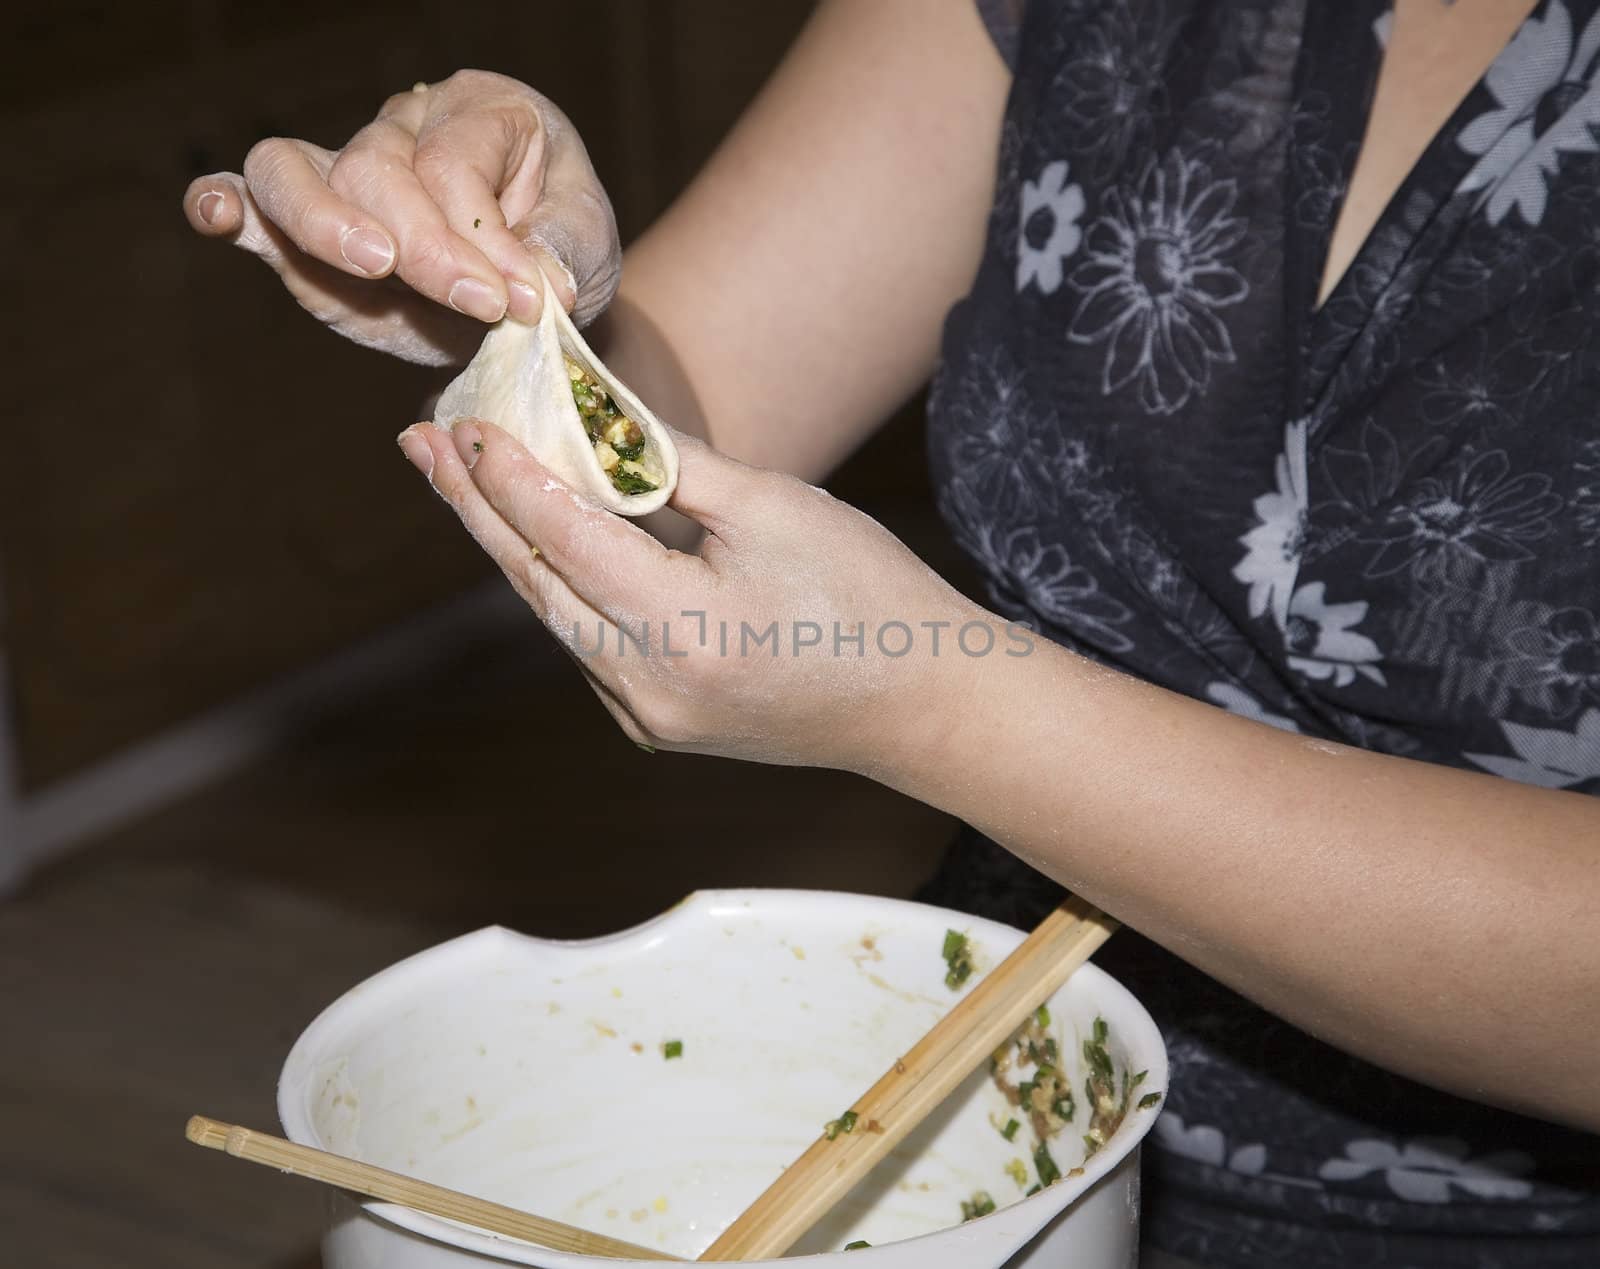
182,70,621,367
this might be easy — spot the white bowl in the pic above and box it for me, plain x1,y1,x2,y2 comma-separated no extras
278,889,1167,1269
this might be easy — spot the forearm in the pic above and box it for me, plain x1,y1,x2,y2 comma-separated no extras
586,0,1007,482
877,632,1600,1130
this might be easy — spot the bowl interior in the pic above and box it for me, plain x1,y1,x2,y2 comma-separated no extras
279,890,1166,1264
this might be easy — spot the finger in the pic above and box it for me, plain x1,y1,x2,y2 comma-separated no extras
401,421,676,733
328,118,512,323
447,420,688,622
398,422,621,637
658,426,767,541
240,138,399,278
375,83,430,135
183,169,302,272
512,144,620,326
411,100,555,321
183,174,246,237
577,664,661,751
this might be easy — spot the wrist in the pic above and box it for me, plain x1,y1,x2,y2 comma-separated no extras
839,601,1007,790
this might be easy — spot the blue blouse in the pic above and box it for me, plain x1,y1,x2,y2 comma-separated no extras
920,1,1600,1264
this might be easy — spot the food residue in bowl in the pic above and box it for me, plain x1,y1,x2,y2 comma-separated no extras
941,929,976,989
986,1013,1164,1198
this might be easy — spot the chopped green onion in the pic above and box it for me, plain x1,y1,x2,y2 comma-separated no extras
1035,1005,1050,1028
662,1039,683,1059
941,929,974,988
1024,1183,1041,1197
1033,1141,1061,1188
1138,1092,1163,1110
824,1109,859,1140
612,470,659,495
843,1241,870,1251
1000,1117,1021,1142
960,1191,996,1221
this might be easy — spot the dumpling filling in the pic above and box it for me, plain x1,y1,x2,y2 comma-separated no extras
565,356,662,496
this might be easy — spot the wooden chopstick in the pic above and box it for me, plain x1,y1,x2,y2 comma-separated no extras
185,1115,682,1262
698,894,1118,1262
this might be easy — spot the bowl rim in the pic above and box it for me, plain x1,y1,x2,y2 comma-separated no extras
278,887,1167,1266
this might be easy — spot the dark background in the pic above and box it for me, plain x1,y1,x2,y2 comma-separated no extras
1,4,979,1265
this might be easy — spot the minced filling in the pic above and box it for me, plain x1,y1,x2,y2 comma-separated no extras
988,1010,1161,1201
565,356,660,495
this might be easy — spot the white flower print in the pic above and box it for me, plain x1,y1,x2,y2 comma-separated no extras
1016,160,1086,295
1067,148,1249,415
1204,682,1301,734
1500,606,1600,715
1283,582,1387,688
936,482,1134,653
1054,2,1169,182
1318,1137,1535,1204
994,527,1135,653
1416,329,1531,431
934,349,1054,516
1456,1,1600,225
1359,448,1562,585
1465,708,1600,789
1232,418,1309,629
1156,1113,1268,1176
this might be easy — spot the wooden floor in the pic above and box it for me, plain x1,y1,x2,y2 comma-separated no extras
1,609,957,1267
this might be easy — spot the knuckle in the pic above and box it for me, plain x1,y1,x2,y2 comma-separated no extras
507,553,551,610
242,137,291,186
409,136,456,184
399,230,455,278
533,516,585,569
327,145,384,200
379,90,417,118
441,67,508,97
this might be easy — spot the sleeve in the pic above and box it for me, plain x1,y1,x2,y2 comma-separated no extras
976,0,1025,71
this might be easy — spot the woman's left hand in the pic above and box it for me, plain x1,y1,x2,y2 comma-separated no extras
397,419,1004,772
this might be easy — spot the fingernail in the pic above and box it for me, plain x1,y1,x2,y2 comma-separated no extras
507,280,543,322
448,277,507,322
529,246,577,309
340,225,396,276
453,421,484,470
197,191,224,226
397,428,434,479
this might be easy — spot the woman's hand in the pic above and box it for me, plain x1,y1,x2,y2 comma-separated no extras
182,70,621,367
395,419,1006,772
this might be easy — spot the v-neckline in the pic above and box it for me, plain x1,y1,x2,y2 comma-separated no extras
1285,0,1552,419
1310,0,1542,312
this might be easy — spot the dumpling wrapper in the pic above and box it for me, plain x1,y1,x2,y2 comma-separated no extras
433,275,679,516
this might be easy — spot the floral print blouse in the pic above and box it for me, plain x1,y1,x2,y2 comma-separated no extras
919,1,1600,1265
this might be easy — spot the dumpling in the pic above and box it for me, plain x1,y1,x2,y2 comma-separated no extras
433,275,679,516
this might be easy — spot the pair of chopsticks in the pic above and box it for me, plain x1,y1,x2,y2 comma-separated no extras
187,893,1117,1262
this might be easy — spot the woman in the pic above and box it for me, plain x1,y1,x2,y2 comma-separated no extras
185,1,1600,1263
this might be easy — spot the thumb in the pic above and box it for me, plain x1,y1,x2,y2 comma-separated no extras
663,428,770,539
512,143,621,328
